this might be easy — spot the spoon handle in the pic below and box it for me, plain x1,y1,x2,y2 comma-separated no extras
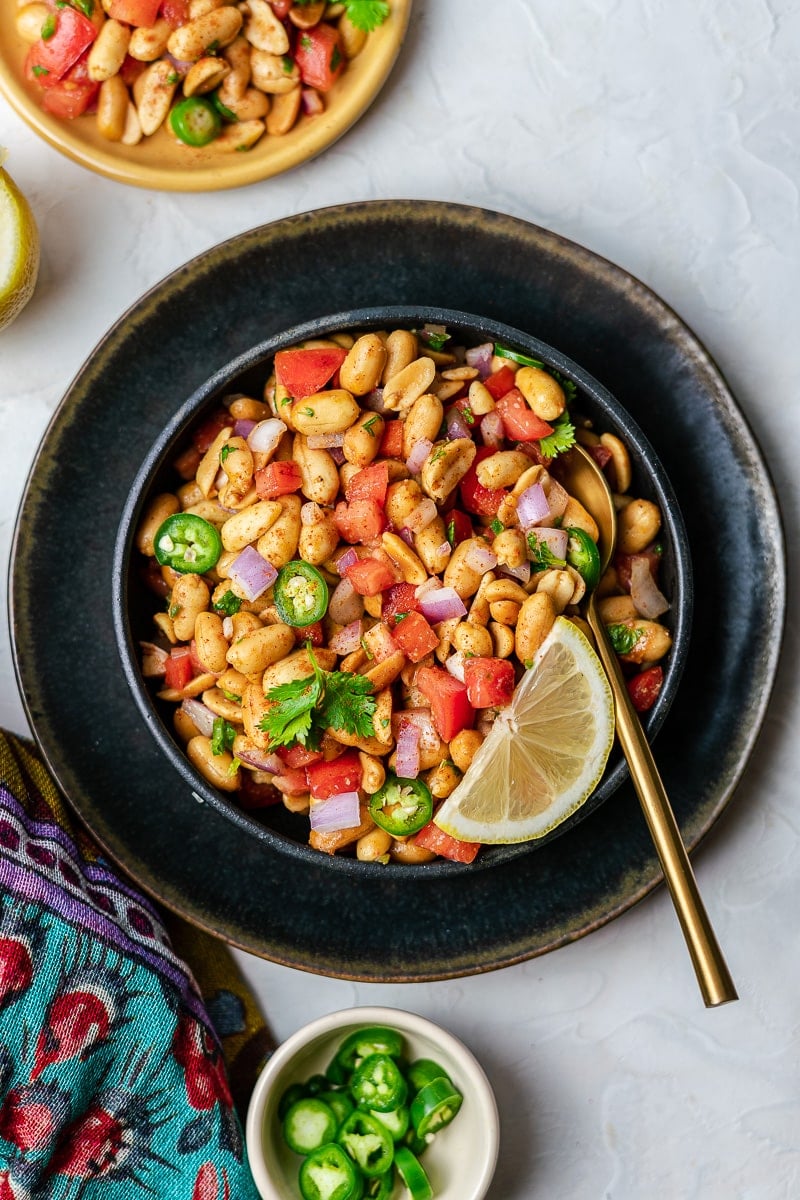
587,600,738,1008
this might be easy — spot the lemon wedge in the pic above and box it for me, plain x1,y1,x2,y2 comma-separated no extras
434,616,615,844
0,149,40,333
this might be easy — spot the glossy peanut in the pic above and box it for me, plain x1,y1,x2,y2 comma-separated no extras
88,19,131,80
257,494,301,567
617,498,662,554
381,330,418,382
136,493,180,557
340,334,387,396
515,592,557,663
291,390,360,436
450,728,484,775
265,86,302,135
226,622,295,676
167,6,242,62
382,357,436,413
293,436,340,505
194,611,229,673
515,366,566,421
187,736,240,792
420,439,476,503
403,393,443,457
171,574,211,641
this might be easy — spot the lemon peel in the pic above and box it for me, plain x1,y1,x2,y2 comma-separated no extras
434,616,615,844
0,148,40,333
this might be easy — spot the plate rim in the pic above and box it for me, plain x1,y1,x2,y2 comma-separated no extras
8,200,787,980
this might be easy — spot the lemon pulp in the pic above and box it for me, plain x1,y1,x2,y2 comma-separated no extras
434,616,615,844
0,150,40,333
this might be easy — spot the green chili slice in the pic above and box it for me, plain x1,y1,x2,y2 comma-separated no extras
394,1147,433,1200
283,1098,338,1156
337,1110,394,1177
274,560,329,627
350,1054,407,1114
410,1076,463,1139
298,1142,361,1200
566,526,602,591
368,775,433,837
153,513,222,574
169,96,221,147
327,1027,406,1086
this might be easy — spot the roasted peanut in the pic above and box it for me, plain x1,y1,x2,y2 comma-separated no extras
492,528,528,569
340,334,387,396
597,594,638,623
358,752,386,795
243,0,290,52
299,508,339,565
220,500,280,552
414,518,452,576
293,435,340,505
194,611,229,673
444,538,488,600
599,432,632,493
291,389,360,436
420,439,476,503
257,494,301,567
450,728,484,775
15,3,50,41
166,6,242,62
213,120,266,151
389,840,436,865
171,574,211,641
489,620,515,658
515,592,556,663
403,393,443,457
453,621,493,658
250,49,301,93
386,479,424,528
382,357,436,413
381,532,428,585
476,450,532,490
96,75,130,140
187,736,240,791
128,17,170,61
617,498,662,554
616,620,672,665
136,493,180,557
467,379,496,416
342,411,384,467
201,687,243,722
134,59,179,136
515,366,566,421
561,496,599,542
356,827,392,862
265,86,301,135
88,19,131,80
426,760,461,799
227,622,295,676
488,600,521,626
183,56,231,96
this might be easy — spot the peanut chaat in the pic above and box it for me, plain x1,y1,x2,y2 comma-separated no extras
136,323,672,865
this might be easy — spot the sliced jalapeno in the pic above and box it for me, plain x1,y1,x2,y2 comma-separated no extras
394,1146,433,1200
298,1142,361,1200
338,1110,394,1177
566,526,601,591
410,1076,463,1139
368,775,433,837
350,1053,408,1113
363,1169,394,1199
153,513,222,574
370,1104,409,1141
327,1026,406,1086
407,1059,449,1093
169,96,221,146
319,1089,355,1129
283,1097,338,1155
274,560,329,627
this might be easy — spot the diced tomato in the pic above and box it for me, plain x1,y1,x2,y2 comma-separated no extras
192,408,231,452
463,657,516,708
255,460,302,499
119,53,147,87
345,557,396,596
107,0,161,25
414,821,481,864
274,347,347,399
382,582,420,625
391,611,440,664
484,364,517,400
460,447,506,517
294,23,345,93
627,665,664,713
345,461,389,507
615,545,662,592
273,768,310,796
496,389,554,442
334,498,386,544
40,74,98,118
293,620,324,647
362,621,400,663
444,508,473,546
161,0,189,27
271,0,292,16
237,774,282,809
278,744,324,769
415,666,475,742
307,751,362,800
25,8,97,83
379,420,405,459
164,648,194,691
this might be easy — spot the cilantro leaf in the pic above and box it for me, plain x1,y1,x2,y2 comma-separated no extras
606,623,644,655
259,673,323,749
322,671,377,738
258,647,376,749
211,717,237,756
539,412,576,458
527,532,567,572
344,0,390,32
213,589,242,616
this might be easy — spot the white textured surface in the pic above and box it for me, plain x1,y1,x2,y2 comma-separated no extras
1,2,799,1196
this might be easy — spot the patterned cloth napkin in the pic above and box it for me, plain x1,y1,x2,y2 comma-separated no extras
0,730,273,1198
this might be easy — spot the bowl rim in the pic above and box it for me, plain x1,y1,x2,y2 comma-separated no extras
244,1004,500,1200
0,0,413,192
112,304,693,876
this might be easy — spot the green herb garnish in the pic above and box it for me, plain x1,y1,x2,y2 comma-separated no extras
527,532,567,572
41,13,56,38
258,646,377,749
343,0,390,32
494,342,545,369
362,414,380,436
539,412,576,458
32,64,50,77
213,589,242,616
220,444,233,463
606,624,643,655
211,717,237,756
489,518,504,535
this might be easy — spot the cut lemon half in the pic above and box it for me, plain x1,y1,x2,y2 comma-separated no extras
434,616,615,844
0,149,40,334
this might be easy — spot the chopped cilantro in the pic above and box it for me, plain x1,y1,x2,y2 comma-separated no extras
527,532,567,572
362,414,380,436
166,71,181,85
220,444,233,463
71,0,94,15
41,13,56,38
282,55,294,73
539,412,576,458
360,637,374,661
494,342,545,370
221,689,242,705
300,34,312,49
446,518,456,548
211,717,237,756
606,623,644,655
213,590,242,617
302,407,315,417
258,645,377,749
489,518,504,535
343,0,390,32
330,45,342,71
461,404,475,425
32,65,50,77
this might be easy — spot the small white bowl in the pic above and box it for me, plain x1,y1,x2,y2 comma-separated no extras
245,1006,499,1200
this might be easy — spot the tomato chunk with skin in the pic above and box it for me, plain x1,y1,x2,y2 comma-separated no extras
345,461,389,507
379,420,404,459
274,347,347,399
414,821,481,863
345,557,396,597
278,744,323,770
382,582,420,624
627,665,663,713
460,447,506,517
496,389,554,442
107,0,161,26
463,657,516,708
255,460,302,499
294,23,345,92
391,611,440,664
334,499,386,544
26,8,97,81
415,666,475,742
307,752,363,800
483,364,517,400
164,648,193,691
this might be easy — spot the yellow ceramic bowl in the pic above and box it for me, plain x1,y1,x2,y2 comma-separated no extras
0,0,411,191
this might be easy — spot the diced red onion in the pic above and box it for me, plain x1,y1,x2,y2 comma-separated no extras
140,641,168,677
180,698,216,738
629,555,670,618
466,343,494,378
463,543,498,574
397,708,440,753
418,586,467,622
247,418,287,456
444,651,466,682
301,87,325,116
414,577,440,600
235,746,283,773
362,387,387,413
480,410,504,448
307,432,345,450
164,52,191,75
436,541,452,559
406,437,432,475
328,576,364,625
233,418,256,440
309,790,361,833
544,476,570,520
301,501,323,526
329,619,363,655
499,561,531,585
528,526,568,560
404,497,438,533
397,527,416,548
337,547,359,574
446,410,472,441
229,546,277,602
515,482,551,531
329,447,346,465
395,721,421,779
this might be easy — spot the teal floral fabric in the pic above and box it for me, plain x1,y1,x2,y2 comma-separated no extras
0,732,269,1198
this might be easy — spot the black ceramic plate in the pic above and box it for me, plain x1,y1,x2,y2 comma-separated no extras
10,201,785,981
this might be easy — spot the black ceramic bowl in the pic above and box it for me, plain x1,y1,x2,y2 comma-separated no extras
113,305,692,876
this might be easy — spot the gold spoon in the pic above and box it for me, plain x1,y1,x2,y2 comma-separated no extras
557,444,737,1008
